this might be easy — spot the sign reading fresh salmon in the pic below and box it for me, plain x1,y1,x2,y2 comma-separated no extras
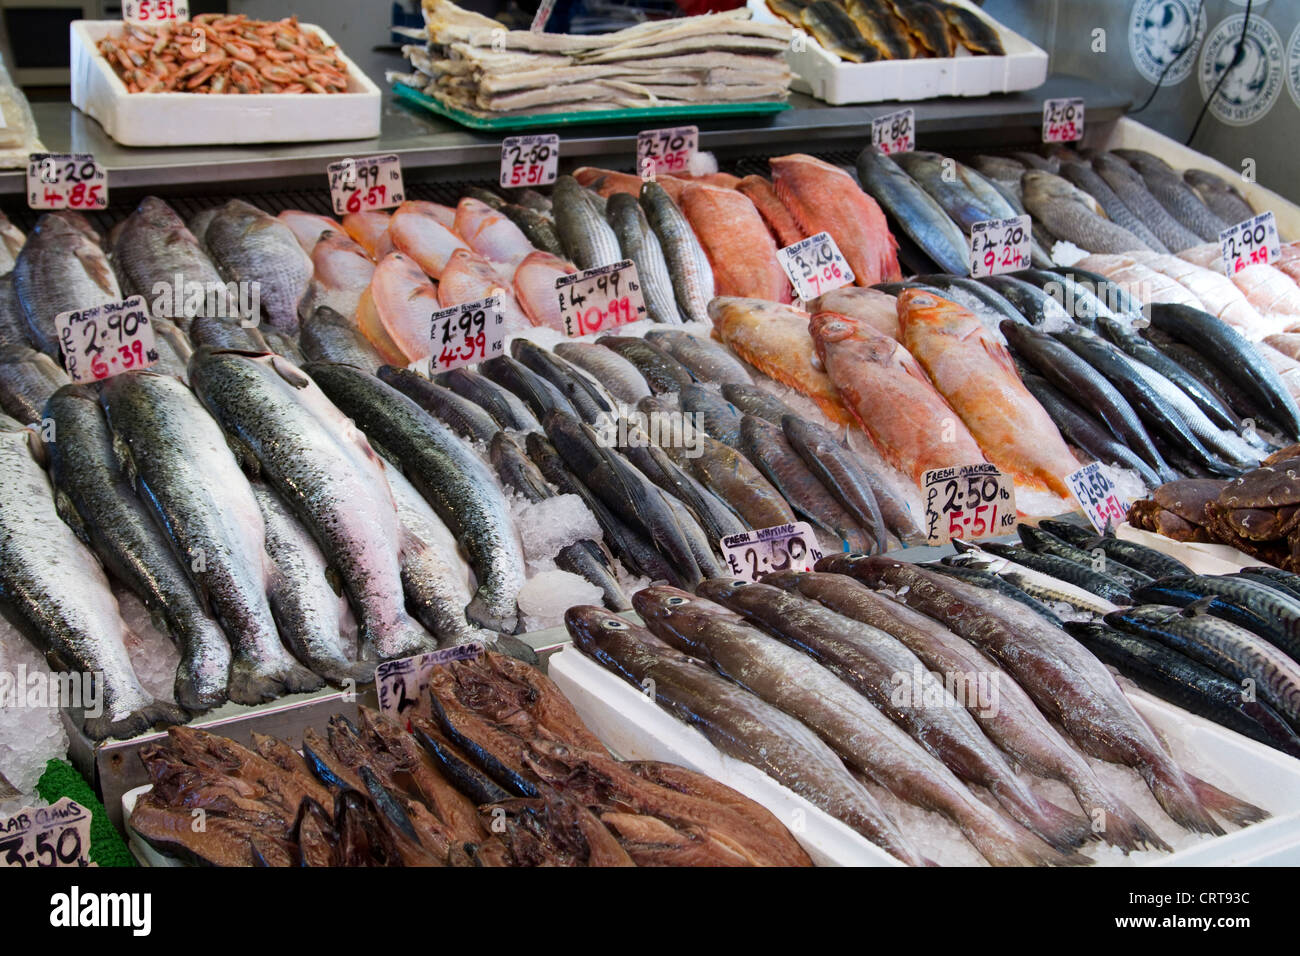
55,296,159,384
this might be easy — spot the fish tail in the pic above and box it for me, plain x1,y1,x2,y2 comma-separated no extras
1142,763,1226,836
1070,780,1172,853
957,804,1094,867
1185,774,1270,827
83,699,188,741
991,782,1094,850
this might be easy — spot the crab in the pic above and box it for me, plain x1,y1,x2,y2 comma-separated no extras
1219,457,1300,510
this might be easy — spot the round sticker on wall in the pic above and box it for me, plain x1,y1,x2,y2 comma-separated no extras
1197,14,1284,126
1129,0,1207,86
1288,21,1300,111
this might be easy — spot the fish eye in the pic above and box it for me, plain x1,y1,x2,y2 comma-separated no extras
667,596,687,606
731,579,749,587
846,552,866,559
603,618,628,630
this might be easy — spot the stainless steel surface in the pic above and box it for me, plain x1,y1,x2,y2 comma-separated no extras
0,74,1130,196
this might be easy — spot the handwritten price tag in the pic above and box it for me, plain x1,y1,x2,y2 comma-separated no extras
970,214,1031,278
1066,462,1129,534
721,521,824,583
556,259,647,337
1042,97,1084,143
55,296,158,384
375,644,484,720
776,231,854,301
327,154,404,216
0,798,95,868
922,463,1017,545
27,154,107,211
500,134,559,189
1220,211,1280,275
531,0,555,31
872,108,915,155
430,294,505,374
123,0,187,22
637,125,697,177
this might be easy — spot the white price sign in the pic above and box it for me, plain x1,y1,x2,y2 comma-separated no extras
1042,97,1085,143
429,294,506,374
922,463,1017,545
0,798,95,868
871,108,915,155
636,125,697,177
55,296,158,384
1220,211,1280,274
776,231,854,301
499,134,559,189
1066,462,1129,534
721,521,824,582
123,0,187,22
969,214,1031,278
327,154,404,216
556,259,647,337
374,643,484,720
27,153,107,211
531,0,555,32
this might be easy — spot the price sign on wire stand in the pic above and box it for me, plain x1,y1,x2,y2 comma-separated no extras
499,134,559,189
27,154,107,211
375,644,484,720
721,522,825,583
530,0,555,32
0,798,95,868
922,463,1017,545
123,0,188,22
429,294,506,374
1066,462,1130,534
556,259,647,337
1220,211,1280,274
55,296,158,384
776,231,854,301
1042,97,1085,143
636,125,698,177
871,108,915,155
327,154,404,216
969,214,1031,277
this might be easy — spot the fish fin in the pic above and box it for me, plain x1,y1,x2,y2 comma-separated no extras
110,429,138,491
1185,774,1269,826
324,565,345,597
82,699,187,742
981,337,1021,379
1140,763,1225,836
268,353,310,388
1178,596,1217,619
220,432,262,478
1069,782,1172,853
53,489,91,547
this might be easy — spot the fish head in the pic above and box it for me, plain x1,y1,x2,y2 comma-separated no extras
896,288,980,338
807,310,858,356
693,576,757,607
563,605,642,652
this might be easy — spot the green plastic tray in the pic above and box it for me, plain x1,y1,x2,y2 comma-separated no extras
393,82,789,132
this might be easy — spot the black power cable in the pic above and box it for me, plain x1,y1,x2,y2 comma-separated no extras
1131,0,1206,115
1186,0,1254,145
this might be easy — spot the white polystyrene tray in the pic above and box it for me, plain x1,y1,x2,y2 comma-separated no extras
549,645,1300,866
1116,521,1268,575
70,20,381,146
747,0,1047,105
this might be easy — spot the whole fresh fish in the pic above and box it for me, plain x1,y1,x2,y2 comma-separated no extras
1141,329,1276,432
899,289,1079,495
45,384,232,712
740,415,872,550
1184,169,1255,227
100,370,323,703
0,420,185,739
189,316,266,352
341,209,396,262
202,199,312,333
679,383,743,446
645,329,752,385
892,151,1001,235
768,571,1164,851
436,249,532,334
305,362,525,635
0,345,67,424
565,605,928,865
718,382,797,424
1053,265,1146,320
1114,150,1228,242
1011,268,1118,327
709,297,852,424
771,153,900,286
1017,525,1153,591
1066,621,1300,759
1021,170,1149,254
976,275,1073,327
13,212,121,358
697,578,1092,851
1092,154,1202,253
800,0,880,61
946,546,1122,618
597,335,695,394
481,354,581,421
489,431,629,611
499,203,566,258
553,176,623,270
299,305,384,371
252,483,372,685
111,196,229,328
603,193,681,325
0,275,30,348
387,201,469,279
189,352,436,658
736,175,804,248
679,183,791,304
812,309,986,483
277,209,341,254
912,274,1029,330
514,340,616,426
377,366,499,445
812,286,900,340
640,180,714,324
854,148,969,276
1131,576,1300,663
553,340,650,404
925,561,1067,624
978,541,1134,604
782,415,890,550
299,230,374,322
454,197,535,272
823,555,1267,834
1060,161,1169,253
1038,519,1192,578
1240,566,1300,602
436,365,540,431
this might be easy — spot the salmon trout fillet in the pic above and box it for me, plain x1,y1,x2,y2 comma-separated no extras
708,296,852,424
811,309,986,483
770,153,901,286
897,289,1079,496
737,174,805,248
680,183,791,303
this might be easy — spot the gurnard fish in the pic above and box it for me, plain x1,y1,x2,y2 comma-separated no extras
823,555,1269,835
736,175,805,248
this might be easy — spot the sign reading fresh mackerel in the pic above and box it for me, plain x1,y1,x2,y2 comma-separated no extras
556,259,647,337
922,463,1017,545
721,522,824,583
